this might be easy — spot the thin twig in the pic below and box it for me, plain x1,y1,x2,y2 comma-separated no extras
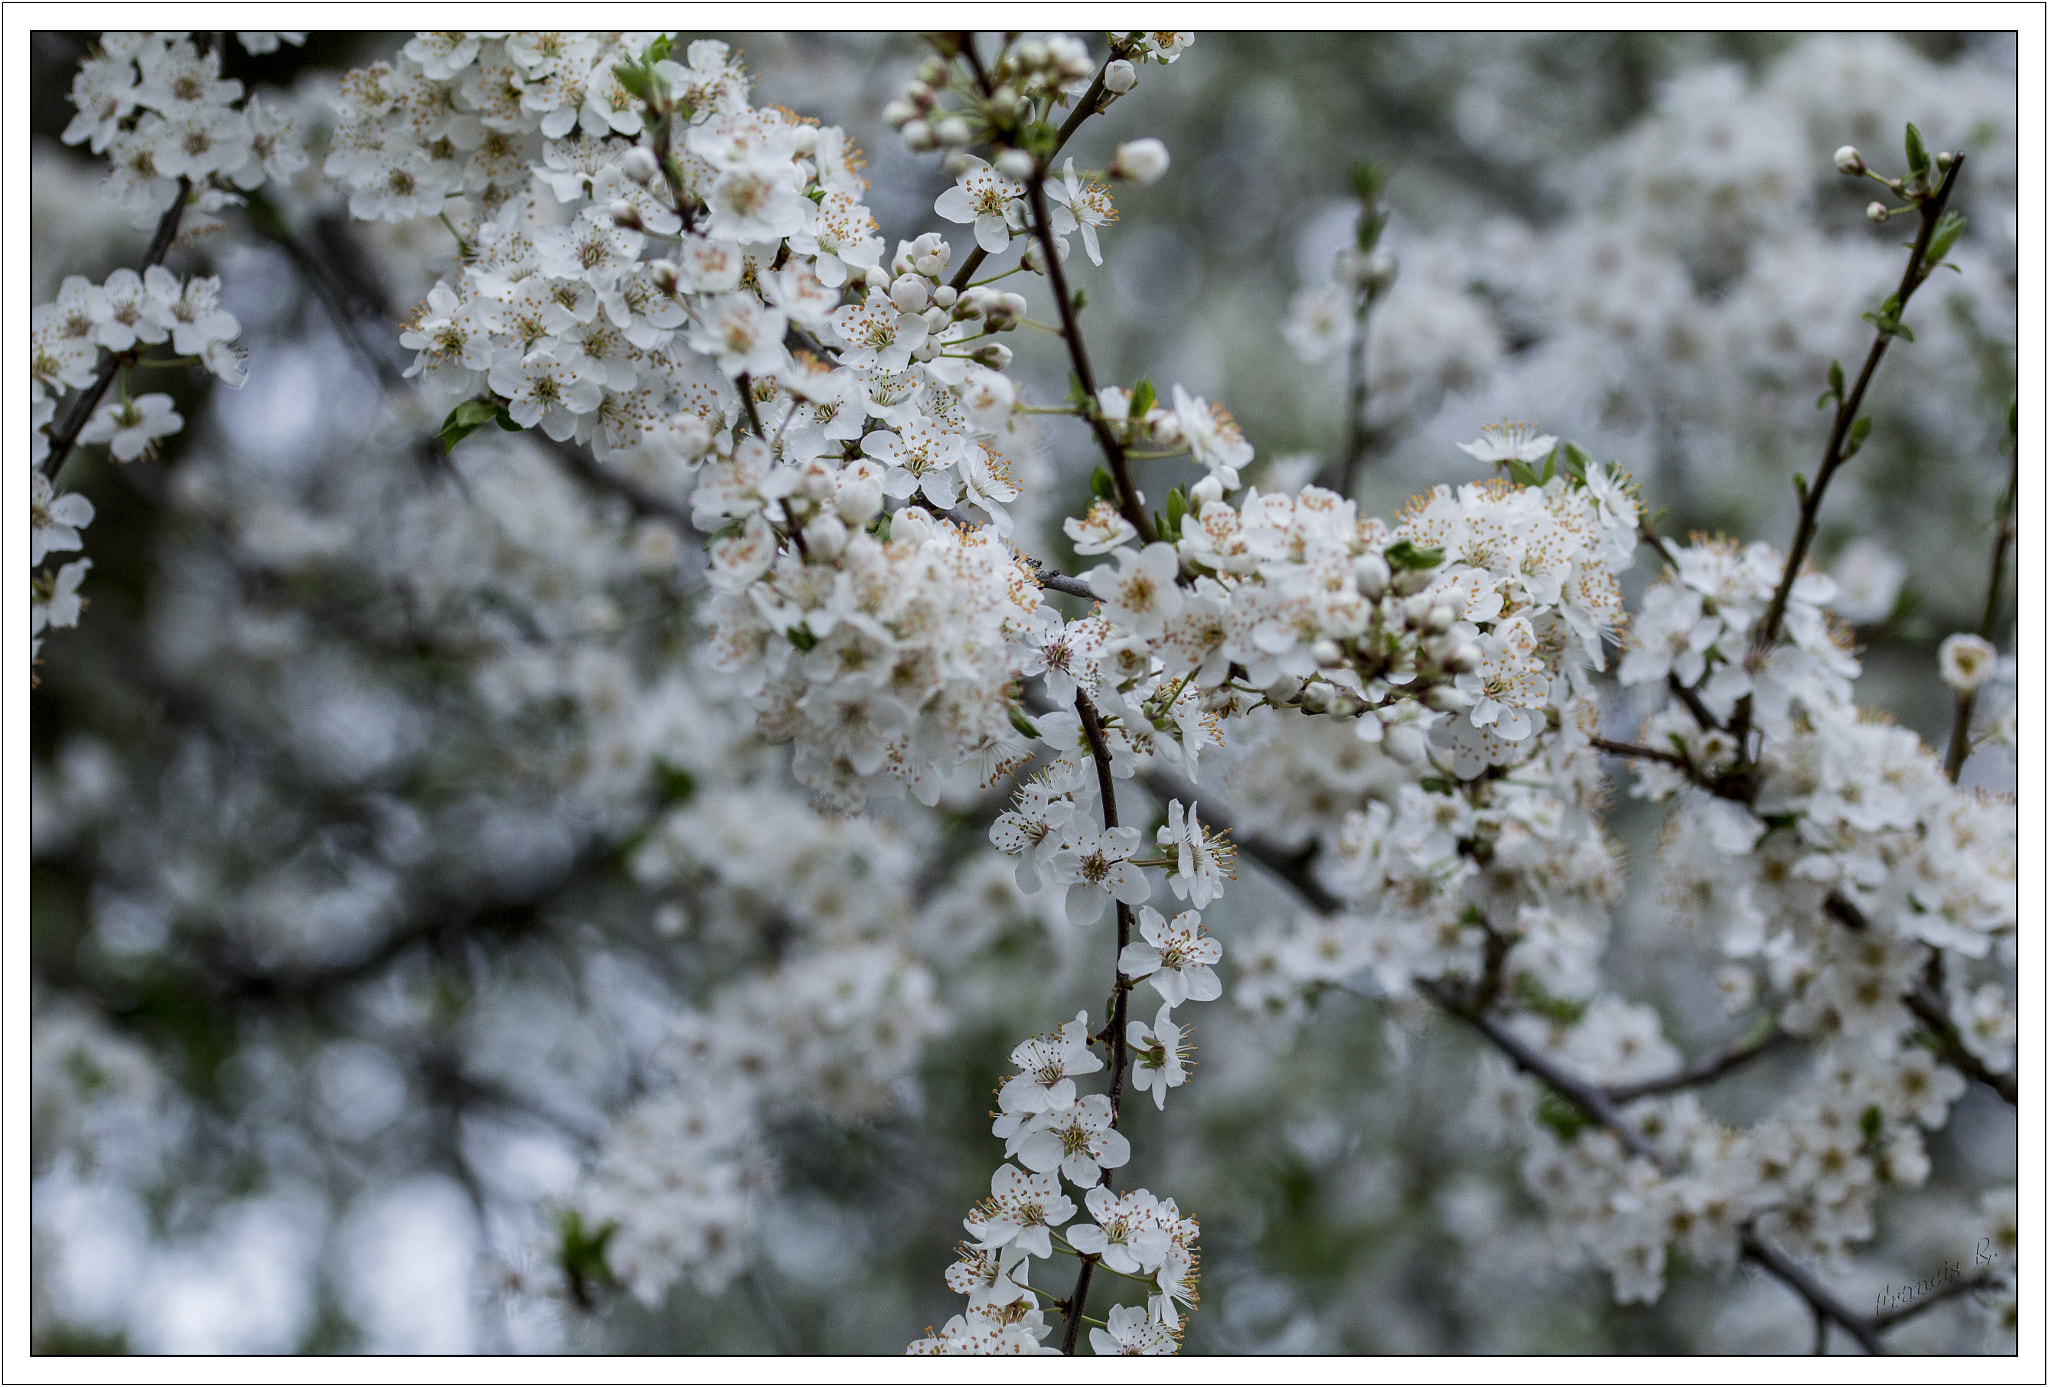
1733,154,1966,762
1603,1025,1793,1103
1870,1270,1996,1331
1057,687,1134,1355
1024,175,1155,544
41,178,192,481
1945,440,2018,781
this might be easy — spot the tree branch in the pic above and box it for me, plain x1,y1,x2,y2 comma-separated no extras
41,178,192,482
1945,437,2018,781
1603,1025,1793,1103
1024,174,1156,545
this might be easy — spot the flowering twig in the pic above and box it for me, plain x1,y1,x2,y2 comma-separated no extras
41,177,192,481
1733,153,1966,760
1944,435,2017,781
1026,175,1156,545
1057,687,1136,1354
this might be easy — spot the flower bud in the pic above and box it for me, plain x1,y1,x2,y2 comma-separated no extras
649,259,681,294
620,147,660,184
1938,633,1997,693
609,199,644,230
1301,682,1334,713
1936,150,1955,171
901,119,934,151
1446,643,1481,674
940,149,974,179
790,125,819,156
1393,566,1435,595
1352,552,1390,598
1311,638,1343,666
930,285,958,309
1265,674,1302,704
1866,200,1891,223
891,276,930,313
882,99,916,131
1833,145,1864,175
1104,59,1138,93
1404,593,1437,626
994,148,1037,180
1110,137,1170,185
933,116,972,147
1015,39,1049,70
1426,603,1456,633
1425,683,1469,713
803,511,849,560
835,474,883,525
972,342,1013,369
1190,474,1224,505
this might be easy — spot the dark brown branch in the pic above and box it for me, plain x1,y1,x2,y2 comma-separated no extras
1024,175,1156,545
1870,1270,1996,1331
1741,1232,1885,1354
41,178,192,481
1733,154,1966,761
1057,687,1134,1356
1603,1025,1793,1103
1667,672,1725,736
1588,735,1694,771
1945,440,2018,781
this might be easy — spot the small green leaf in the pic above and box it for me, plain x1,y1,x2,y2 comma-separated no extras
1348,160,1386,203
805,186,826,204
1891,320,1914,343
493,406,520,431
1538,446,1557,484
1166,485,1188,531
1418,775,1454,795
1536,1089,1593,1140
1129,378,1156,418
1828,359,1846,396
612,61,653,100
1904,121,1929,177
1090,467,1118,501
786,623,818,650
1924,210,1967,265
1072,288,1088,313
438,398,504,453
643,33,672,64
1860,1104,1883,1141
1504,458,1541,487
1848,416,1873,446
869,511,892,542
1384,539,1445,571
1561,442,1592,483
1009,708,1042,739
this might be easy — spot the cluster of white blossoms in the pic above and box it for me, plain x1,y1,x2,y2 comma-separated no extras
32,27,2014,1356
61,30,306,223
33,31,301,674
912,784,1223,1353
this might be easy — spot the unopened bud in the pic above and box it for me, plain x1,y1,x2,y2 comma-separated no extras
1311,638,1343,666
1301,682,1334,713
972,342,1013,369
1938,632,1997,693
1109,137,1170,186
890,276,930,313
940,149,974,179
1190,474,1224,505
1014,39,1049,70
1426,603,1455,633
1866,200,1891,223
649,259,680,294
610,199,644,230
994,147,1037,180
930,285,958,309
1425,684,1469,713
620,147,660,184
1264,674,1302,704
1352,552,1390,598
1833,145,1864,175
803,511,849,560
1392,567,1434,595
933,116,972,148
901,119,934,151
1104,59,1138,94
1446,643,1481,674
1936,150,1955,171
1404,593,1436,626
882,99,916,131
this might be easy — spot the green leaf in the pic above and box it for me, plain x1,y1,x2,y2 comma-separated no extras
1538,446,1557,484
1536,1089,1593,1141
612,61,653,100
1384,539,1444,571
1924,210,1967,265
1848,416,1873,446
869,511,892,543
643,33,672,64
438,398,506,453
786,623,818,651
1890,320,1914,343
1904,121,1929,177
1860,1104,1884,1141
1561,442,1592,483
805,186,826,204
1009,708,1042,739
1165,485,1188,532
493,406,520,431
1828,359,1846,396
1129,378,1156,418
1090,467,1118,501
1418,776,1455,795
1072,288,1088,313
1348,160,1386,203
1504,458,1541,487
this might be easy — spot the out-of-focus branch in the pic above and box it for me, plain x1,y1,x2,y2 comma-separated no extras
1602,1025,1793,1103
1945,434,2017,781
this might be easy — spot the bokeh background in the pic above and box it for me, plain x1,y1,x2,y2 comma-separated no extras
29,30,2018,1354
